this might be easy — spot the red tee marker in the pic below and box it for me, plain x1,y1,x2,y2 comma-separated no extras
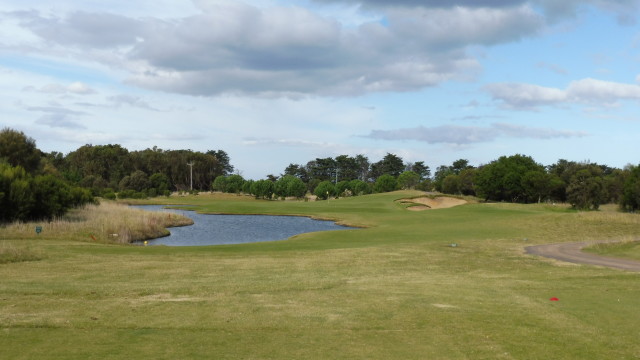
550,297,559,301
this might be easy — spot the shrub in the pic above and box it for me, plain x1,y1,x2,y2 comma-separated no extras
314,181,335,200
349,179,371,196
374,174,397,193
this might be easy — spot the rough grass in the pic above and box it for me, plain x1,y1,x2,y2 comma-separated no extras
1,191,640,359
0,242,44,264
0,201,193,244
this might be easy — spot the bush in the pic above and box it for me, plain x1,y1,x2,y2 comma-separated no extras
251,179,274,199
314,181,335,200
0,163,95,222
374,174,398,193
335,181,351,197
102,191,117,200
117,190,147,199
349,179,371,196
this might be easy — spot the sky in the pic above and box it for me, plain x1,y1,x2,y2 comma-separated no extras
1,0,639,179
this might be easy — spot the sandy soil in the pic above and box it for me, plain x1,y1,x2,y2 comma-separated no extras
400,196,467,211
526,241,640,272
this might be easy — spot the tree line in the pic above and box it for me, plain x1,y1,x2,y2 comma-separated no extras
41,139,231,198
0,127,233,222
2,127,640,223
215,153,640,212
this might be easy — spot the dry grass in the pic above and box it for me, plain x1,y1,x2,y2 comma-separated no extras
0,241,44,264
0,201,193,243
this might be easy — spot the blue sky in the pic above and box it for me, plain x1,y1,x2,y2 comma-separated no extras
1,0,639,179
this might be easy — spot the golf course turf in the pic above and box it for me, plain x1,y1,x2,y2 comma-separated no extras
1,191,639,359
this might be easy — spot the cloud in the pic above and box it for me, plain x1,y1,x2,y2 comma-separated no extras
363,123,585,144
23,82,96,95
311,0,640,24
14,10,143,48
27,106,87,129
243,137,338,148
535,61,568,75
107,94,160,111
484,83,567,109
8,3,542,98
309,0,528,9
485,78,640,109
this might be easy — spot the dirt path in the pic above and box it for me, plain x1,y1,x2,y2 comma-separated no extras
525,242,640,272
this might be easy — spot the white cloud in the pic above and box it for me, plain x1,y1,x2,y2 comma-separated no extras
567,78,640,103
107,94,160,111
484,83,567,109
23,82,96,95
363,123,585,144
485,78,640,109
312,0,640,24
27,106,88,129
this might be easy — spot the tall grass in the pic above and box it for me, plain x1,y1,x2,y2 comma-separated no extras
0,201,193,243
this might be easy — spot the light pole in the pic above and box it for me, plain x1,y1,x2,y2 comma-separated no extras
187,161,194,191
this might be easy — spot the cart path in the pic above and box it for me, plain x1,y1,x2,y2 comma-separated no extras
525,241,640,272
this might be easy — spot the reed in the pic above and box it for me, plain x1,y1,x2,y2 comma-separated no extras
0,201,193,243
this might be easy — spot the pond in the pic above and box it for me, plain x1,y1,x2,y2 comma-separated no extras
134,205,357,246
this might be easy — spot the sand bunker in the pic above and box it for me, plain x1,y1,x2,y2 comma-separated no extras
400,196,467,211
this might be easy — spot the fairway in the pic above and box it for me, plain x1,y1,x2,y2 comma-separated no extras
2,191,640,359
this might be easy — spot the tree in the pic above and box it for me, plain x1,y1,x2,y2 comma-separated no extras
287,176,307,198
354,154,370,181
64,144,131,189
451,159,471,174
374,174,398,193
275,175,305,198
314,181,335,200
521,170,551,203
335,180,351,196
433,165,454,192
458,168,476,196
242,180,254,194
212,175,228,192
397,171,420,190
127,170,150,192
284,163,309,182
441,174,461,194
621,164,640,212
306,158,336,182
251,179,274,200
411,161,431,180
370,153,404,179
149,173,170,194
225,174,245,193
335,155,360,182
30,175,73,221
604,169,627,204
0,128,42,174
206,150,234,176
566,167,607,210
475,154,545,203
349,179,372,196
0,162,93,222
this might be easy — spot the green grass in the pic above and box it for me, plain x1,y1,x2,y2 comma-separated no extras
585,239,640,260
1,191,640,359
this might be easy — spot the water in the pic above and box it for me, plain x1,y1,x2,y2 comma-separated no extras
134,205,357,246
